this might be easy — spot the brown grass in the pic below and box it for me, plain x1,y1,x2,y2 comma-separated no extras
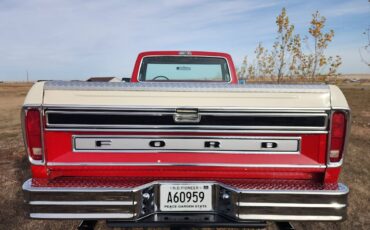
0,82,369,229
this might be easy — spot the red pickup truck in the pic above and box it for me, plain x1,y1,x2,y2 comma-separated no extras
22,51,350,229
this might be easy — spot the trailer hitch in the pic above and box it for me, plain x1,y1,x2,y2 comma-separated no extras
78,220,97,230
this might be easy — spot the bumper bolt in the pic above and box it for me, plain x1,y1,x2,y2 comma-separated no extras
143,193,150,200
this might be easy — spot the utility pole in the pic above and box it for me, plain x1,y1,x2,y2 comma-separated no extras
26,70,29,82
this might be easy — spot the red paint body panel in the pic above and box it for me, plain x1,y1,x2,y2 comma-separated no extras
130,51,238,83
34,130,328,181
44,131,326,165
45,166,324,181
31,165,48,178
324,167,342,183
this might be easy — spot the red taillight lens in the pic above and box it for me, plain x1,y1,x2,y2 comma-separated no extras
24,109,43,161
329,111,347,163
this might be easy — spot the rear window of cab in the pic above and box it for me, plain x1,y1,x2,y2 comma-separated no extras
139,56,230,82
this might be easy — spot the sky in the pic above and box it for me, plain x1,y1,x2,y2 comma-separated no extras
0,0,369,81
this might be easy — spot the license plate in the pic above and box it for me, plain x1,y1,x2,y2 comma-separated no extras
160,183,213,211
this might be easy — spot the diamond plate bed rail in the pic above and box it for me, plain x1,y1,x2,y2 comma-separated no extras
44,81,330,93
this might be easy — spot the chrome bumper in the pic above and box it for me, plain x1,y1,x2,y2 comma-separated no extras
22,179,348,222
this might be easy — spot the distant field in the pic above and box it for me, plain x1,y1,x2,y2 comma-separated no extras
0,82,369,229
341,74,370,80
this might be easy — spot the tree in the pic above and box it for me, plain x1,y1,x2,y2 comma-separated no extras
326,55,342,82
254,43,275,80
274,8,295,82
359,26,370,67
308,11,335,81
243,8,341,83
237,56,248,80
287,34,302,78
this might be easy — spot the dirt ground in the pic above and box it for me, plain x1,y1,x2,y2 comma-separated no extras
0,82,369,230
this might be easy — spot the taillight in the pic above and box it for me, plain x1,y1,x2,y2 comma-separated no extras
329,111,347,163
24,108,43,162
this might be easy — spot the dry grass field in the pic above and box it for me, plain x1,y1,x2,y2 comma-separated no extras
0,82,369,230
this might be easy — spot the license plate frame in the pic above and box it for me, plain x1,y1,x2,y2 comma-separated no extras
159,183,213,212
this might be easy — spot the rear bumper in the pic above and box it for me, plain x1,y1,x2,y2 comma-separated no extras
22,179,348,222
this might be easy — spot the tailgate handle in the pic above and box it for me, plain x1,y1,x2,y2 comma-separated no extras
174,108,201,123
261,142,278,149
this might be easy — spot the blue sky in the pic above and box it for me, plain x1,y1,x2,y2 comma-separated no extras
0,0,369,81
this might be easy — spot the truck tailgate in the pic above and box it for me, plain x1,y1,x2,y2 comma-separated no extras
38,82,332,180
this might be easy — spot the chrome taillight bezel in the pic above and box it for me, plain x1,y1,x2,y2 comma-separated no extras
327,109,351,168
21,105,45,165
